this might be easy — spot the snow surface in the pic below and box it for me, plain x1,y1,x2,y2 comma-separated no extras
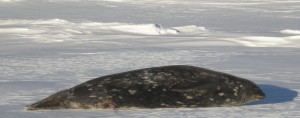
0,0,300,118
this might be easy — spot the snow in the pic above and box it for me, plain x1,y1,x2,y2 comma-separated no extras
80,22,180,35
0,19,208,42
281,29,300,35
0,0,300,117
0,0,21,2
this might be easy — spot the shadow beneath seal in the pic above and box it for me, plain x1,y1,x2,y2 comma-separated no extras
247,84,298,105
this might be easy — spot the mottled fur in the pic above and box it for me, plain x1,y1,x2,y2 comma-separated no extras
26,65,265,110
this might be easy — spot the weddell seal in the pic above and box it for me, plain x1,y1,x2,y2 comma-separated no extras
26,65,265,110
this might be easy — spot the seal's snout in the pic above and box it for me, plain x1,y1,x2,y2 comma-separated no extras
252,94,265,100
251,89,265,100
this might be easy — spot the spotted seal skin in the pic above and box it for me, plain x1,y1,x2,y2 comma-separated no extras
26,65,265,110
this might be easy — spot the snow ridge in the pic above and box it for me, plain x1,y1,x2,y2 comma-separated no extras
0,0,22,2
0,19,299,47
0,19,207,42
80,22,180,35
223,29,300,47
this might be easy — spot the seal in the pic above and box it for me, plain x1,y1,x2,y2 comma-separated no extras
26,65,265,110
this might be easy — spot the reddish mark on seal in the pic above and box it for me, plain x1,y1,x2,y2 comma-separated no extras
109,101,118,109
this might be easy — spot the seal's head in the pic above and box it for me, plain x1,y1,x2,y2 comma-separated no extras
239,79,265,103
246,83,265,101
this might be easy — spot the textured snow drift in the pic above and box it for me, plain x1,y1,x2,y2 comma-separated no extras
280,29,300,35
0,0,22,2
223,29,300,47
80,22,180,35
1,19,299,47
0,19,208,42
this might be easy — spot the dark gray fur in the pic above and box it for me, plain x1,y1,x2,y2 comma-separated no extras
26,65,265,110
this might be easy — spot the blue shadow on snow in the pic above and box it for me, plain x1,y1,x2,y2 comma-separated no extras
247,84,298,105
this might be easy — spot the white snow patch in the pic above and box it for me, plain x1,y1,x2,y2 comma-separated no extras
172,25,207,34
81,22,207,35
280,29,300,35
0,19,71,25
221,29,300,47
113,24,178,35
103,0,123,2
0,28,43,34
57,0,183,4
0,19,208,42
238,36,289,47
81,22,180,35
97,0,269,5
1,19,299,47
224,34,300,47
0,0,22,2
